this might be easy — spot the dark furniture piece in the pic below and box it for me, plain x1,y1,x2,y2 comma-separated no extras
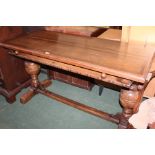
1,30,154,128
0,26,30,103
46,26,106,90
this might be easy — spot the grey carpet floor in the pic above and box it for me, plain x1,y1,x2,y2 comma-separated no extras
0,73,122,129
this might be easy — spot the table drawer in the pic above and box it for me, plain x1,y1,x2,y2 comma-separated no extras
49,67,94,90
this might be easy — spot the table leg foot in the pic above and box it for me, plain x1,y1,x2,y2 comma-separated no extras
118,114,129,129
20,89,36,104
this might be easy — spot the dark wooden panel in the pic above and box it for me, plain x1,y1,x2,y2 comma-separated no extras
0,26,30,103
49,67,94,90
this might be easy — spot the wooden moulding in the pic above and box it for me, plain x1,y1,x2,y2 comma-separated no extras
10,51,133,89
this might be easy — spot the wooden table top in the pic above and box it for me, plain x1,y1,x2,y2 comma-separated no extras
0,30,155,83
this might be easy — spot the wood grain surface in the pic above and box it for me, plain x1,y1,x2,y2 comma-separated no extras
0,30,155,83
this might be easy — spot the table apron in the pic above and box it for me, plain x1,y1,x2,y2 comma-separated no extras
10,51,134,88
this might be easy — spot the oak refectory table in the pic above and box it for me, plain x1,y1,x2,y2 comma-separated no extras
0,30,155,128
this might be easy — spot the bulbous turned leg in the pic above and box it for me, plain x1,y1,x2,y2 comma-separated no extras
25,61,40,88
20,61,40,104
118,89,143,129
20,61,52,104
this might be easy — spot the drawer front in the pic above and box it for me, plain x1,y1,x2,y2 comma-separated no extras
72,76,94,90
72,76,89,87
49,69,94,90
54,71,72,83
